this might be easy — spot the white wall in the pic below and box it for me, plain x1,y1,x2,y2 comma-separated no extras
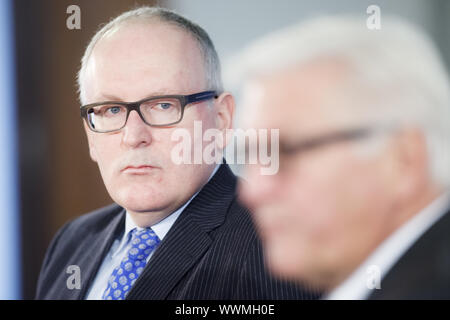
167,0,442,76
166,0,446,114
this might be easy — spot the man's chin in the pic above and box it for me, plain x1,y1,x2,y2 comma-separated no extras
120,200,169,213
113,192,170,213
111,183,163,203
265,242,307,278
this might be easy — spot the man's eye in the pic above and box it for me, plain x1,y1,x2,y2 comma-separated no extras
157,103,173,110
107,106,122,114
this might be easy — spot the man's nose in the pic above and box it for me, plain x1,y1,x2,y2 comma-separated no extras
122,110,153,148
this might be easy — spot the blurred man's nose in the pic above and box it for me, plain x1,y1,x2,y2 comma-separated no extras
238,165,277,210
122,110,153,148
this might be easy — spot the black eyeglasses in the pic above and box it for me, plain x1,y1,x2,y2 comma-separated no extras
279,127,377,156
80,91,218,133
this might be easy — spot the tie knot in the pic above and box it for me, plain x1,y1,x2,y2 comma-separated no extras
128,228,160,261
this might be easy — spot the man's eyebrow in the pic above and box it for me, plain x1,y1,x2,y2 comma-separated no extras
98,90,175,102
99,93,122,101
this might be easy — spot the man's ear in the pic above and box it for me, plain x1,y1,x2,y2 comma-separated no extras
214,92,235,147
84,123,98,163
388,127,429,200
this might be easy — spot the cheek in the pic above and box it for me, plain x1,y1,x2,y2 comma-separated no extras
298,152,391,253
253,201,307,278
89,135,122,173
259,147,394,281
282,166,338,238
187,106,216,130
283,152,374,244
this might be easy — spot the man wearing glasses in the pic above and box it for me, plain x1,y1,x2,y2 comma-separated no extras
35,6,317,300
236,16,450,299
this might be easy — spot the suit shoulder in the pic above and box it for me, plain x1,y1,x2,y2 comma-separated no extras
36,203,124,299
217,195,260,253
67,203,124,231
370,210,450,299
226,196,257,232
47,203,123,263
54,203,124,245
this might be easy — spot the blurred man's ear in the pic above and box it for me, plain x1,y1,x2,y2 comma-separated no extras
389,127,429,199
214,92,235,147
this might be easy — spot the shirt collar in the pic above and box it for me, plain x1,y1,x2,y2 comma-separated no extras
325,190,450,300
124,198,186,242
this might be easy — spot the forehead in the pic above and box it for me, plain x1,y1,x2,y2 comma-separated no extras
85,22,206,102
241,60,354,137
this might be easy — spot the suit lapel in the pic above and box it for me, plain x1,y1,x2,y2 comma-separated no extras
73,206,125,300
126,164,237,299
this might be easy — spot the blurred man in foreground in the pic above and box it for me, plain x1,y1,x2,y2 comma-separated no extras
235,16,450,299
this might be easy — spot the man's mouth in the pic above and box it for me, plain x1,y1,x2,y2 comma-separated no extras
121,165,158,175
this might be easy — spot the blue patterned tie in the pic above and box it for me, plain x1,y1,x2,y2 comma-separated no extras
102,227,160,300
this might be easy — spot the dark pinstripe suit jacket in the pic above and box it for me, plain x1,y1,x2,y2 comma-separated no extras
36,164,319,300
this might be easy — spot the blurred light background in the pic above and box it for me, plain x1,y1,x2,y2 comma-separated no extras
4,0,449,299
0,0,20,300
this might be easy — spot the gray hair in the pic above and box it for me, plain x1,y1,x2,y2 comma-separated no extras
228,15,450,187
77,6,223,104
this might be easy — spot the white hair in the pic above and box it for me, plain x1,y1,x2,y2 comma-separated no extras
227,15,450,187
77,6,223,105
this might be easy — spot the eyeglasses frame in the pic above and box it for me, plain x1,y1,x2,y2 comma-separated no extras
80,90,218,133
